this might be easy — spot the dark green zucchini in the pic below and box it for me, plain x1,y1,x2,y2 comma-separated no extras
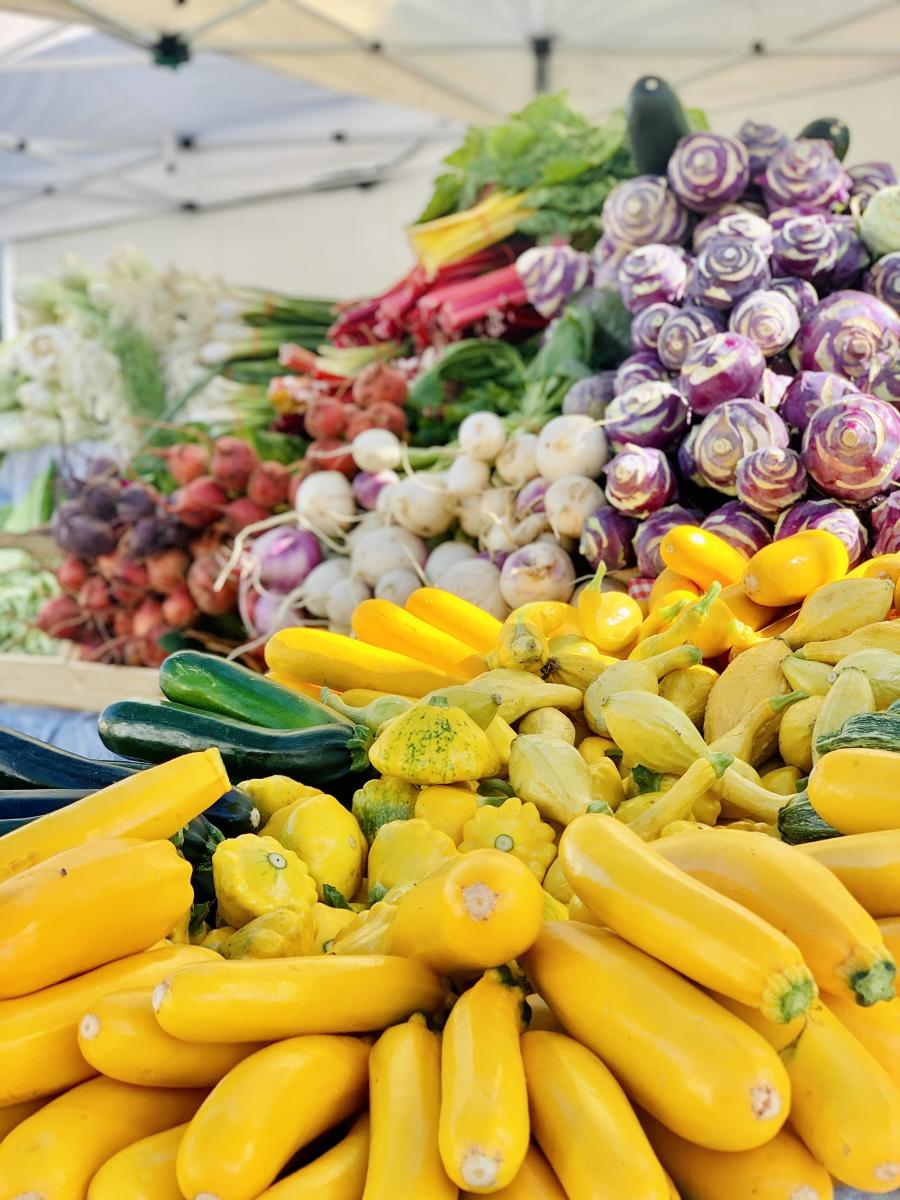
798,117,850,161
626,76,690,174
98,700,372,786
777,792,841,845
177,814,225,865
0,815,34,835
0,788,91,819
815,711,900,757
0,725,138,789
204,789,260,837
159,650,348,731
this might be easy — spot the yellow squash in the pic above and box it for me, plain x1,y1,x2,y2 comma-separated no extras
78,986,263,1087
491,615,548,672
559,814,816,1022
0,836,192,999
266,626,462,698
783,576,894,648
584,644,702,734
624,755,733,841
0,1097,46,1143
521,1030,669,1200
658,664,718,727
708,691,806,767
415,784,480,844
826,993,900,1081
800,832,900,918
811,666,875,764
577,564,643,653
369,702,500,785
656,830,897,1006
461,1143,566,1200
777,694,824,773
882,917,900,961
830,648,900,708
649,568,701,608
367,818,458,901
465,669,582,723
218,906,314,959
629,585,721,661
387,847,545,975
459,797,556,880
440,970,529,1192
601,691,710,774
363,1017,456,1200
87,1122,187,1200
508,735,594,824
522,923,790,1151
659,525,748,589
517,706,576,742
152,955,445,1043
799,620,900,664
642,1113,833,1200
808,748,900,834
262,792,366,901
178,1036,369,1200
0,942,215,1105
212,833,318,934
0,748,228,884
353,598,487,678
238,776,323,825
257,1113,370,1199
724,997,900,1194
406,587,502,654
0,1077,204,1200
703,637,792,744
740,530,849,607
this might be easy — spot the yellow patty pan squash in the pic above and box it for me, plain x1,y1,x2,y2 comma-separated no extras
263,793,365,902
367,818,457,903
369,700,500,785
460,797,556,882
212,834,317,929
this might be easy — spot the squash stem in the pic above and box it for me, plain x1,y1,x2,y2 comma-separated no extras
761,967,817,1024
850,959,898,1007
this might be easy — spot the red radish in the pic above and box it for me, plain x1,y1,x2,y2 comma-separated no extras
352,362,408,408
122,640,145,667
79,636,108,662
162,584,199,628
167,442,210,486
78,577,112,613
287,462,315,505
190,527,226,559
345,409,377,440
304,399,348,440
171,476,227,528
188,555,238,615
366,401,407,437
133,596,164,639
111,559,149,606
224,497,271,535
35,594,85,639
211,437,259,493
146,548,190,594
96,552,121,582
306,438,356,477
113,609,135,638
247,461,290,508
56,557,89,593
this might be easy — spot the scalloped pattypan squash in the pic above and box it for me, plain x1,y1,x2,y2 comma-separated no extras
459,797,556,882
367,819,457,903
351,777,418,845
262,793,365,902
212,833,317,929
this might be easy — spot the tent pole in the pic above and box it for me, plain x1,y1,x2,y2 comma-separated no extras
532,35,553,94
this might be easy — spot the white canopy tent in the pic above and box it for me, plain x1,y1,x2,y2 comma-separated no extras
0,0,899,246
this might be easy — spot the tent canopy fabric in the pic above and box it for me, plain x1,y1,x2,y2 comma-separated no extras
0,0,898,239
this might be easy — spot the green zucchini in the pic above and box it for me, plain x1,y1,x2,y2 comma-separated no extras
626,76,690,175
177,814,225,865
0,725,138,789
0,789,91,820
777,791,841,845
815,711,900,757
159,650,348,731
0,816,34,836
204,790,260,837
98,700,372,786
798,117,850,161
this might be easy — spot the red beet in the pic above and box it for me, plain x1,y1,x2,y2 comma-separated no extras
167,442,210,486
133,596,164,639
247,461,290,508
366,401,408,437
171,476,227,529
352,362,408,408
56,557,89,593
223,497,271,536
304,398,348,440
306,438,356,478
78,576,112,613
187,555,238,616
35,594,85,639
146,548,190,594
211,437,259,493
344,409,377,440
162,584,199,628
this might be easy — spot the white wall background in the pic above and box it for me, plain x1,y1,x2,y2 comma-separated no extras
7,154,448,301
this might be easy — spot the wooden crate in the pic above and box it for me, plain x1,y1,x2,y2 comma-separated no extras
0,654,160,712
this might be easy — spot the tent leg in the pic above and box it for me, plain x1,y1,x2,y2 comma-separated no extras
532,35,553,94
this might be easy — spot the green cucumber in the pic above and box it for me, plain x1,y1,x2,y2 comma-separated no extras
815,711,900,757
159,650,348,730
98,700,372,787
798,117,850,161
777,791,841,845
626,76,690,175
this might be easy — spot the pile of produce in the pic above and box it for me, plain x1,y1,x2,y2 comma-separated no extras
3,522,900,1196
